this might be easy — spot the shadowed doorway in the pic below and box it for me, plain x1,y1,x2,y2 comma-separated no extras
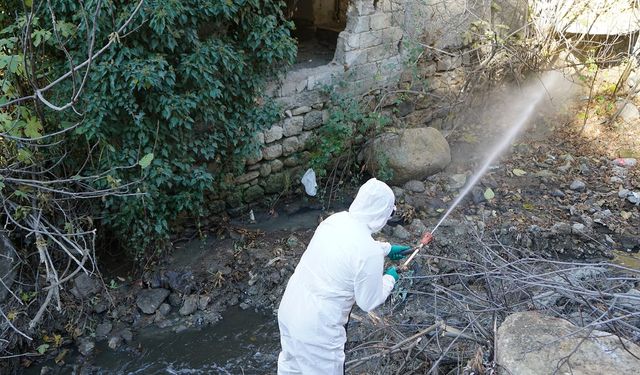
285,0,349,69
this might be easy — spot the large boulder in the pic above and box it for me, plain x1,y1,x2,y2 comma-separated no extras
497,311,640,375
363,127,450,185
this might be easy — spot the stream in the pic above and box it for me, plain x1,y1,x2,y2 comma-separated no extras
24,306,280,375
24,308,280,375
25,204,333,375
89,307,279,374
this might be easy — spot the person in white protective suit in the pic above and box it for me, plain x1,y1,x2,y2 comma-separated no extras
277,178,411,375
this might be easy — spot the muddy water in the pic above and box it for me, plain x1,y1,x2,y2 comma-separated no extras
87,206,329,374
26,307,279,375
92,308,279,374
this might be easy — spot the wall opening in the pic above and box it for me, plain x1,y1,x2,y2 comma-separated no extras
286,0,349,69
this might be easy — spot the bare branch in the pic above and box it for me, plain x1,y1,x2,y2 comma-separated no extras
0,0,145,111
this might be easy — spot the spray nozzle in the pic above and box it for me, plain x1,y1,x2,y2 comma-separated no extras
399,232,434,256
399,231,435,268
420,232,433,246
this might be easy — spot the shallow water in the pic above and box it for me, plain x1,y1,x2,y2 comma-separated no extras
26,308,280,375
99,308,278,374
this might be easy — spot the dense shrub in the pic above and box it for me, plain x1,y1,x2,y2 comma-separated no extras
81,1,295,258
1,0,296,260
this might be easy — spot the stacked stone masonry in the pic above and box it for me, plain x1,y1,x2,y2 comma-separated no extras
221,0,512,210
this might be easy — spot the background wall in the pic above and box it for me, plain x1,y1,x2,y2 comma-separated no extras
213,0,527,212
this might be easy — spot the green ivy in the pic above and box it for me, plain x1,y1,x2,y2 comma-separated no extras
1,0,296,260
309,87,392,180
84,1,295,258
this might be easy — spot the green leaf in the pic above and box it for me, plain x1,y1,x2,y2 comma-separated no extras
33,31,43,47
512,168,527,176
138,153,154,169
0,112,11,131
20,290,36,302
484,188,495,201
36,344,49,354
0,36,17,50
14,189,28,199
56,21,75,38
17,149,33,164
24,117,43,138
0,54,24,74
106,175,120,188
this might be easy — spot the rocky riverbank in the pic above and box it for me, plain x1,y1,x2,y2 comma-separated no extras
27,146,639,373
19,69,640,374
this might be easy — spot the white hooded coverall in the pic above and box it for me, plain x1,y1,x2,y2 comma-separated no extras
277,178,397,375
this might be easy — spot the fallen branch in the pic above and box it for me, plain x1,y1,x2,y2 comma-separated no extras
346,321,443,369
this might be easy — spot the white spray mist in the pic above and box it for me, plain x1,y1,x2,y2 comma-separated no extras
431,72,571,234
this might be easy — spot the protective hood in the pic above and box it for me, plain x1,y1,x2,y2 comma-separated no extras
348,178,395,233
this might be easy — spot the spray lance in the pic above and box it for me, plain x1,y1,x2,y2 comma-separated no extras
399,231,433,270
398,219,447,270
397,216,451,270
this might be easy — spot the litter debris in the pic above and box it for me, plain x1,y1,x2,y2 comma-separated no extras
301,168,317,196
613,158,637,168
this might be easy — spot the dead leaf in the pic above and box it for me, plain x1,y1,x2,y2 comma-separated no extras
621,211,632,220
513,168,527,176
54,349,68,364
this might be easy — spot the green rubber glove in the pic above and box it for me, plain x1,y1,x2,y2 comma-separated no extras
384,266,399,281
387,245,411,260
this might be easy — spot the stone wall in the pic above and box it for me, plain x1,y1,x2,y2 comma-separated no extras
314,0,349,27
218,0,526,212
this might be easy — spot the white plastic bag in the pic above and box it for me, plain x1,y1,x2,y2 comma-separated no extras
301,168,317,196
